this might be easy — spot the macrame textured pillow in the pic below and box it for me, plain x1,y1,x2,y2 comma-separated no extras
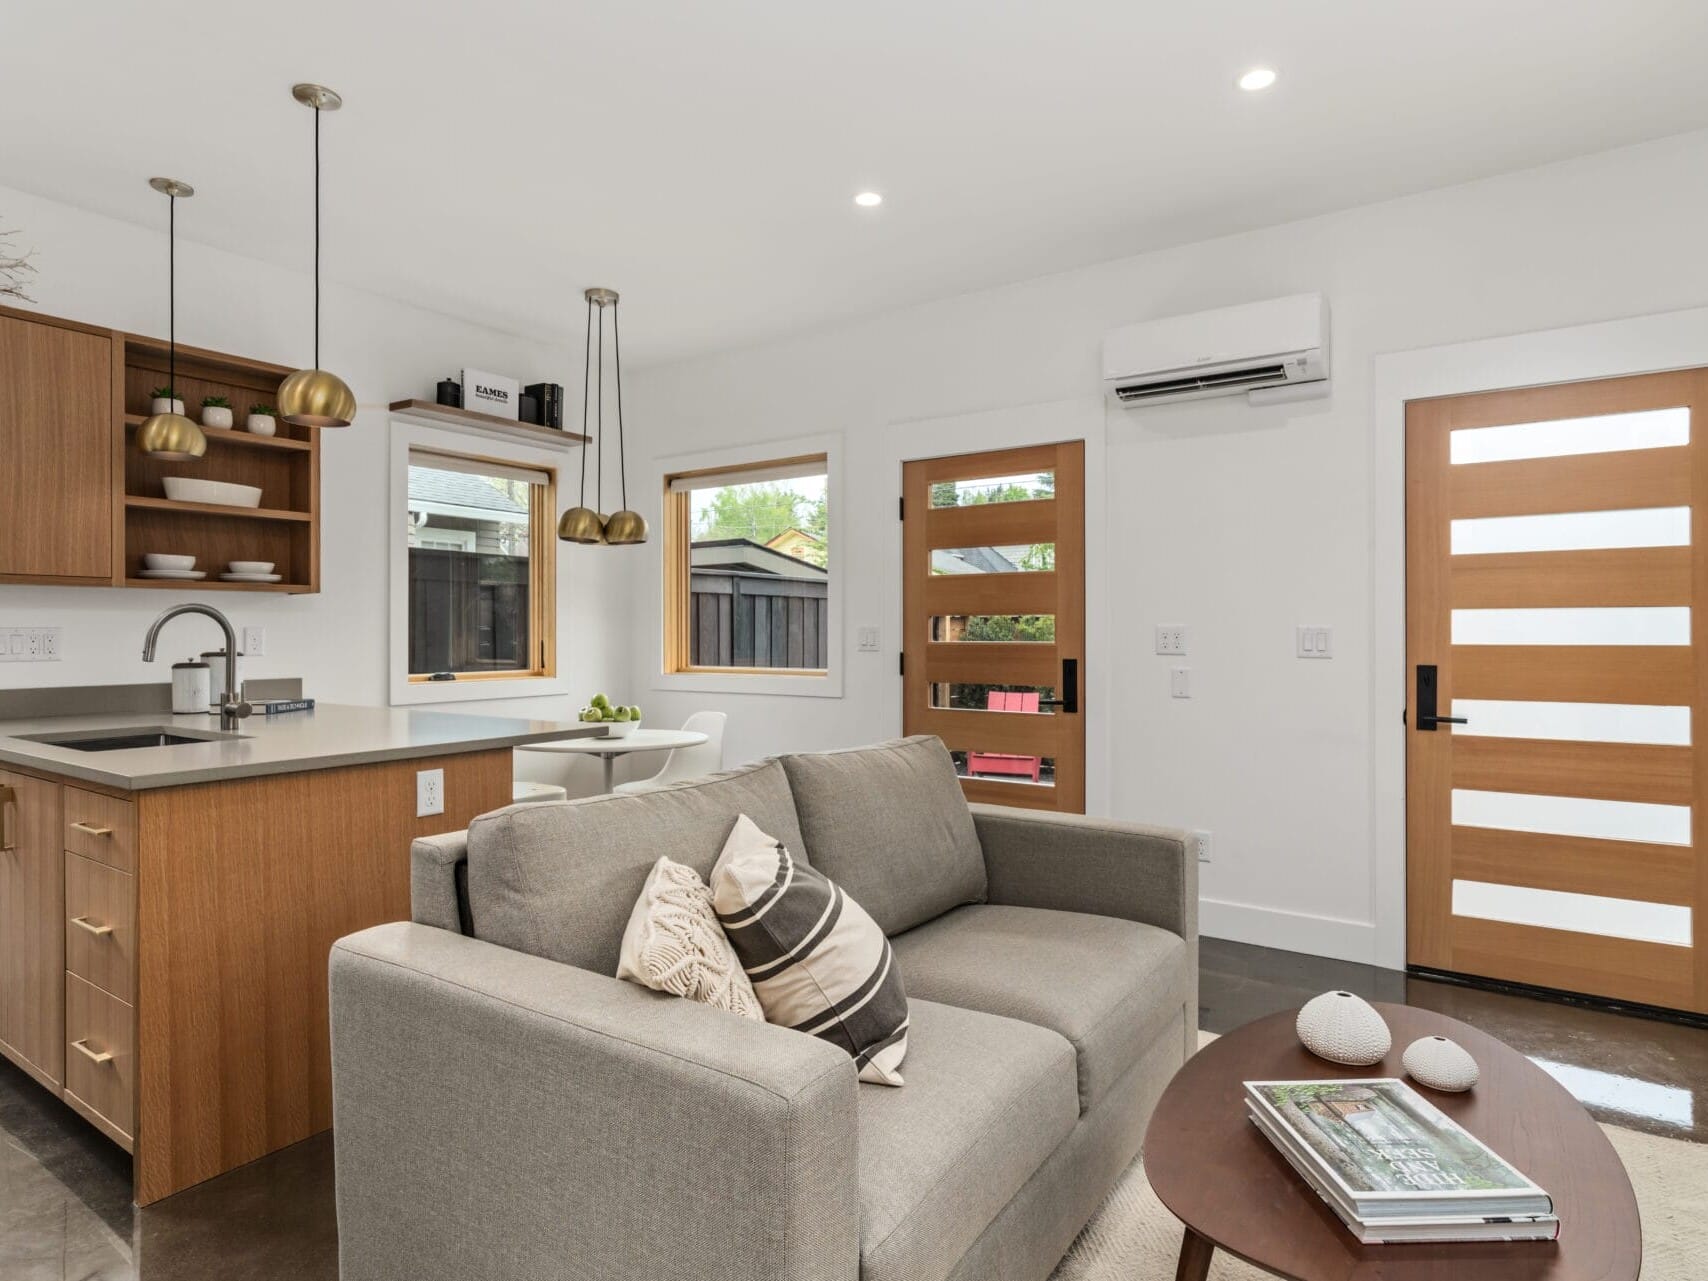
711,814,910,1086
616,856,764,1020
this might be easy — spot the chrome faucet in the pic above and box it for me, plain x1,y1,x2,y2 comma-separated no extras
142,603,252,730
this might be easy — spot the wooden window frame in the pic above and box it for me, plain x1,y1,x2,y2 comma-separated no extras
403,444,557,688
663,452,829,677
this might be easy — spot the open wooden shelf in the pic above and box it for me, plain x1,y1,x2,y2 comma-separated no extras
389,399,590,448
123,414,313,452
122,577,313,594
124,496,313,523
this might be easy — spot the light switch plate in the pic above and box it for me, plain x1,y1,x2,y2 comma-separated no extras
416,768,445,818
856,626,880,652
1170,666,1191,698
0,627,62,662
1296,625,1333,658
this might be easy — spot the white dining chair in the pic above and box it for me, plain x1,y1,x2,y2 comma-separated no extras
613,711,727,794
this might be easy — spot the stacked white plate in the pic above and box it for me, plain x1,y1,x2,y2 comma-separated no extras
221,560,280,583
141,553,206,580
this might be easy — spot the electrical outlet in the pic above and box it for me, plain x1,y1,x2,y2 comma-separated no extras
856,626,880,652
1154,625,1187,656
416,768,445,818
1170,666,1191,698
0,627,63,662
243,625,266,658
1296,625,1333,658
1190,829,1212,863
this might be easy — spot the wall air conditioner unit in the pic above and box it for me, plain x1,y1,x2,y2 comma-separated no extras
1103,293,1329,408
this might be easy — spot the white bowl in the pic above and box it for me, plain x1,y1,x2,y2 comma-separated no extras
163,477,263,508
601,718,641,738
228,560,275,574
143,553,196,571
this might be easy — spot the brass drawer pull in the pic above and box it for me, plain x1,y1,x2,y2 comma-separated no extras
0,784,15,852
71,1038,114,1065
70,821,115,837
70,915,114,937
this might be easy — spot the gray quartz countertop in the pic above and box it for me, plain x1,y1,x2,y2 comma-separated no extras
0,703,605,791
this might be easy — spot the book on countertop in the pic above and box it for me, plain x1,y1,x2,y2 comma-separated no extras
1245,1078,1558,1244
259,698,315,716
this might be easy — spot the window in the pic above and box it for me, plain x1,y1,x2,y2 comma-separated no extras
405,448,556,683
663,454,829,674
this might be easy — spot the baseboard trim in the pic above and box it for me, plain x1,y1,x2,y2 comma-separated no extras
1198,897,1377,966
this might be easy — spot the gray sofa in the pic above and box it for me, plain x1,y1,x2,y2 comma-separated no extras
329,735,1196,1281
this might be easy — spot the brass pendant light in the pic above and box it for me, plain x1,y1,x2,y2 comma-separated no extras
277,83,357,428
559,287,648,545
136,178,207,460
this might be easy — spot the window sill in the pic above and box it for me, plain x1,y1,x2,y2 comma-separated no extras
652,668,843,699
390,673,568,706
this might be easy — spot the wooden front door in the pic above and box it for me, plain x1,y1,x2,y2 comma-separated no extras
902,442,1086,812
1406,368,1708,1014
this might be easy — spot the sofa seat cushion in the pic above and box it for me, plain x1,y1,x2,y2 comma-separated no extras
465,758,809,974
781,735,986,936
856,998,1076,1281
889,905,1189,1113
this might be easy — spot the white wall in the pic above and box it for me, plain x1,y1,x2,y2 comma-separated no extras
0,182,629,792
628,129,1708,962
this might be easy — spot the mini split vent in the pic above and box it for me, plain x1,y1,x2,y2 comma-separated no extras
1103,293,1330,408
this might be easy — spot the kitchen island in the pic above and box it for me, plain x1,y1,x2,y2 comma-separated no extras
0,690,600,1203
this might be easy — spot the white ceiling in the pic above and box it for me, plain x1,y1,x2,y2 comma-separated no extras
7,1,1708,366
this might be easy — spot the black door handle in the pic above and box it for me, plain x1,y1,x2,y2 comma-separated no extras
1414,664,1467,732
1038,658,1079,714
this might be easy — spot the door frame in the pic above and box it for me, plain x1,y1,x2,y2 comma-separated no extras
879,397,1111,815
1372,304,1708,971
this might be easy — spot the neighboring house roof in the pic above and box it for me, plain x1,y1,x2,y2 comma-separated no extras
692,538,826,579
766,527,824,551
931,546,1021,575
407,466,529,519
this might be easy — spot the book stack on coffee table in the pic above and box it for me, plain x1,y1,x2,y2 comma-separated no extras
1245,1079,1558,1244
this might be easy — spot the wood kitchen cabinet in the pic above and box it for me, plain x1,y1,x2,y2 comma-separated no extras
0,770,66,1089
0,310,114,582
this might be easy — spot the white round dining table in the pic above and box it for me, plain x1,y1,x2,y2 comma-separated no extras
516,727,709,794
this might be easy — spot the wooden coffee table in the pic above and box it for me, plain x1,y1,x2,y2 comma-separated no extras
1144,1004,1640,1281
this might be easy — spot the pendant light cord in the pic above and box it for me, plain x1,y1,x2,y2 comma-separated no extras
313,105,321,370
578,295,593,506
168,193,177,397
595,302,605,515
613,299,627,512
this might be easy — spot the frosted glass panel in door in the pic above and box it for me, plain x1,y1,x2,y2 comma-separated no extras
1449,407,1689,464
1450,700,1691,745
1452,880,1691,946
1451,507,1690,555
1451,607,1690,646
1452,788,1692,845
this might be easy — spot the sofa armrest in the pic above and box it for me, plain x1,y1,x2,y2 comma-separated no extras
409,831,470,933
330,922,859,1281
971,804,1197,944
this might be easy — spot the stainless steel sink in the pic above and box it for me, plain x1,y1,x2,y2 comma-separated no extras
17,726,250,752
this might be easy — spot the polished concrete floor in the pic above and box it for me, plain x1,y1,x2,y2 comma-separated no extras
4,938,1704,1278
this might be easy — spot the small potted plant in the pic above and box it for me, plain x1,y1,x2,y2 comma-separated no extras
150,386,185,415
245,403,278,436
200,395,233,429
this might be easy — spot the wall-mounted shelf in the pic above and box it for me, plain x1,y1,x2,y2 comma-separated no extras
123,414,313,453
122,577,313,595
124,496,314,523
389,399,590,449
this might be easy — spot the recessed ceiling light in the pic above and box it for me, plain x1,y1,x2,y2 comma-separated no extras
854,191,883,208
1239,67,1278,92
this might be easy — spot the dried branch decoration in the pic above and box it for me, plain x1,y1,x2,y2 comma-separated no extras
1,222,38,303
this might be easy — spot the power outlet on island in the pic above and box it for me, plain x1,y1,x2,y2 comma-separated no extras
416,768,445,818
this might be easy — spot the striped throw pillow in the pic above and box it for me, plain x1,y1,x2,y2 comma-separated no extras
711,814,909,1086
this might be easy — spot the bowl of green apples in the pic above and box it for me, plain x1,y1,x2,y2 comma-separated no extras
579,693,643,737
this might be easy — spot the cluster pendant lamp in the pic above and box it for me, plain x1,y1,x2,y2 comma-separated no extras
559,287,647,545
136,178,207,460
277,83,357,429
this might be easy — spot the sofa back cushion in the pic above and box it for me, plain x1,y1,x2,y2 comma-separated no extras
465,758,808,974
780,736,985,935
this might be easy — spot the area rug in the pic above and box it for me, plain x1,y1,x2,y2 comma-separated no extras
1052,1033,1705,1280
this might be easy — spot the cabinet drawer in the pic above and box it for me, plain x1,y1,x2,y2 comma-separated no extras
65,852,134,1003
64,973,133,1148
63,787,135,873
